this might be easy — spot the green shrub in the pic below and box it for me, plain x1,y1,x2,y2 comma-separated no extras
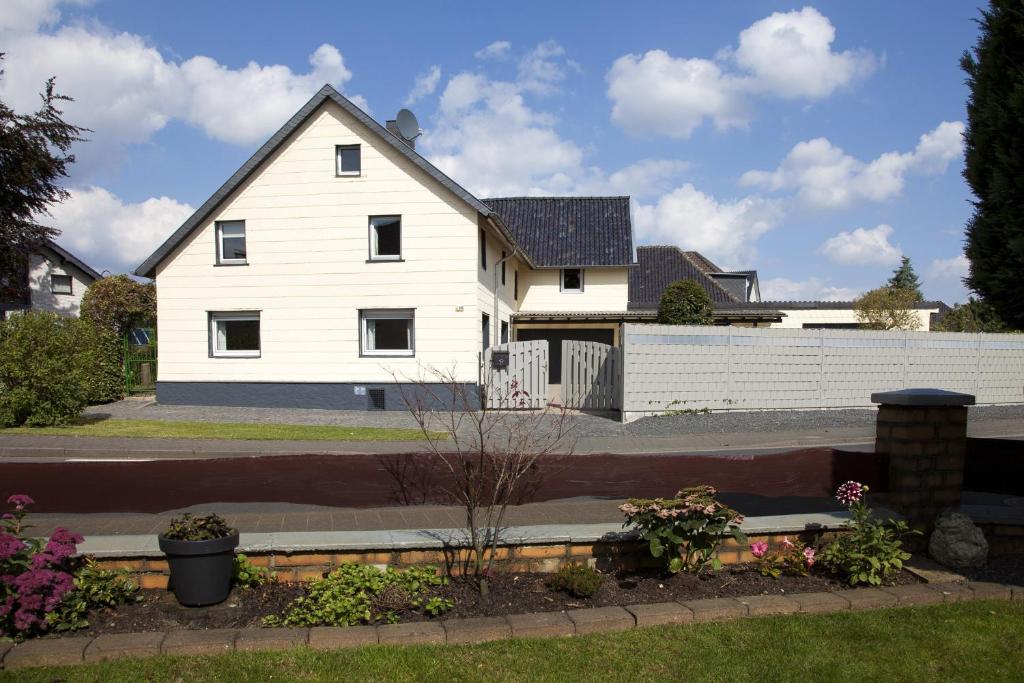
549,563,603,598
49,558,141,632
656,280,713,325
162,513,236,541
264,563,449,627
233,553,274,588
819,482,918,586
77,321,124,404
80,275,156,337
621,485,746,574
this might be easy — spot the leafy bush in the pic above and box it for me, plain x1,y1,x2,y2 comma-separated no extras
549,563,603,598
48,558,140,632
264,563,450,627
80,275,156,337
233,553,274,588
162,513,236,541
819,481,918,586
656,280,713,325
621,485,746,574
77,321,124,404
750,537,815,579
0,494,82,638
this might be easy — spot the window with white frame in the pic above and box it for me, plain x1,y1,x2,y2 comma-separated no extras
561,268,583,292
361,309,414,356
216,220,247,264
336,144,361,176
50,273,72,295
209,312,260,357
368,216,401,260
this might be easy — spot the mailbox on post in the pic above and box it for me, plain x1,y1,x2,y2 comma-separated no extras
491,350,510,370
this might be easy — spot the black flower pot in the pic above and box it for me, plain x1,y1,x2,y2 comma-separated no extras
158,533,240,606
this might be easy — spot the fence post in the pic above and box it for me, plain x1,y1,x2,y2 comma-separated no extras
872,388,974,540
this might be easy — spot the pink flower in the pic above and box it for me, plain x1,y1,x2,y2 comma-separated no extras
750,540,769,558
803,547,816,567
781,536,795,549
836,481,865,506
6,494,34,511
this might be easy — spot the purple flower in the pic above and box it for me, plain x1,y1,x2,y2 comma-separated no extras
0,533,26,561
750,540,769,558
836,481,866,506
6,494,34,510
803,547,816,567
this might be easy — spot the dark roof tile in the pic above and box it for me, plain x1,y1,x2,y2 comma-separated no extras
629,245,739,306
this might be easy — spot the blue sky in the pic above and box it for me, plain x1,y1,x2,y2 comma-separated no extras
0,1,981,302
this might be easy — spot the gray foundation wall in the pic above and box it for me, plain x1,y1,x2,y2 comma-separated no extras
155,382,480,411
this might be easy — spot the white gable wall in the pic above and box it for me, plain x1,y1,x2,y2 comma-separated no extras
28,249,93,317
155,101,484,385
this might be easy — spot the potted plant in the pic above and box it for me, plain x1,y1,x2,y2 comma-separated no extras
158,513,239,606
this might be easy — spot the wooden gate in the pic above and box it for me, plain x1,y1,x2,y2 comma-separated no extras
560,340,621,410
482,340,549,409
124,329,157,395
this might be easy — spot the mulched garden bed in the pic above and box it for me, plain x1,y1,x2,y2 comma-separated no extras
63,564,920,637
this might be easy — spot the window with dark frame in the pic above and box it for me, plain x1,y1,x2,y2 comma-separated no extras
500,320,509,344
361,309,414,356
336,144,361,176
210,312,260,357
482,313,490,352
369,216,401,260
480,229,487,270
561,268,583,292
501,251,506,285
514,270,519,301
50,274,72,295
216,220,247,264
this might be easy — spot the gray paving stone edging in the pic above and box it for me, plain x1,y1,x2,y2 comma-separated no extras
2,581,1019,671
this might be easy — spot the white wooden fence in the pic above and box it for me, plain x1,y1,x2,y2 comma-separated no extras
561,340,622,410
482,340,549,409
620,324,1024,419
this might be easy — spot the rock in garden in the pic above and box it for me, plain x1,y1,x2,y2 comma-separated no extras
928,510,988,569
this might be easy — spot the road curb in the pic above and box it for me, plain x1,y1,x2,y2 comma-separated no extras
2,583,1016,670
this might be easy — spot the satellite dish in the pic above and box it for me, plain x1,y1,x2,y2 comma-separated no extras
395,108,420,140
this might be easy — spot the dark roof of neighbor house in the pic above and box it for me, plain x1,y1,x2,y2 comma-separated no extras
739,300,946,310
629,245,740,307
44,239,102,281
135,84,524,278
482,197,634,268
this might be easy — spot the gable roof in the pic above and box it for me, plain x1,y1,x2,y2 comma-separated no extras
135,84,519,278
629,245,739,307
481,196,634,268
43,239,102,281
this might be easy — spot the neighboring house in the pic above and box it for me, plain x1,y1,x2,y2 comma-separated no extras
629,245,943,331
135,85,636,409
0,239,101,320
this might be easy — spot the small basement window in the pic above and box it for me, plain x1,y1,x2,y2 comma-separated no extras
369,216,401,260
361,309,414,356
336,144,361,176
561,268,583,292
210,312,260,357
50,273,72,295
216,220,247,264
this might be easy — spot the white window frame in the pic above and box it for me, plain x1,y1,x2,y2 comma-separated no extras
336,144,361,177
50,273,73,295
560,268,584,293
368,216,402,261
209,311,261,358
360,309,415,357
216,220,247,265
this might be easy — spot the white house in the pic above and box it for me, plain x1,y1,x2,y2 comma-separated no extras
136,85,635,409
0,239,100,320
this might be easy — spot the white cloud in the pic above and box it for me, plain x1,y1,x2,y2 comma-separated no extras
475,41,511,60
0,0,90,33
0,16,360,166
740,121,964,208
733,7,877,100
632,184,784,266
760,276,861,302
928,254,969,280
45,186,194,274
517,40,580,94
820,224,902,266
404,65,441,106
606,7,877,138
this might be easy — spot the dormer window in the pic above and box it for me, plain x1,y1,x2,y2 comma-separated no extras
216,221,247,265
560,268,583,292
336,144,361,176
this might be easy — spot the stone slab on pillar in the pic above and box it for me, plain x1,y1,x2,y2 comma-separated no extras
872,388,975,535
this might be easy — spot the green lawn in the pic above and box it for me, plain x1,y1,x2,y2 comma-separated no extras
1,418,445,442
3,602,1022,682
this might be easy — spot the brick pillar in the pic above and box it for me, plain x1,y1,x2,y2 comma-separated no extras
872,388,975,535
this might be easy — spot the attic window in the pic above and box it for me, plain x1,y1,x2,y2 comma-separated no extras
50,274,72,295
369,216,401,260
561,268,583,293
336,144,361,176
216,220,247,265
